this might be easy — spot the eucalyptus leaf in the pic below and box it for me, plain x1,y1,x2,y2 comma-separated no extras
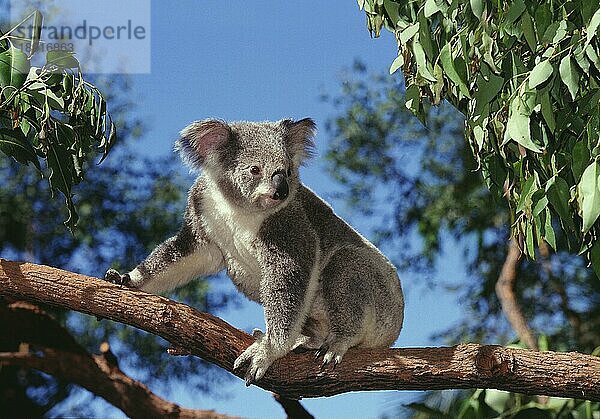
405,84,420,114
544,207,556,250
529,60,553,89
412,39,437,82
0,128,40,169
0,45,30,89
546,176,576,232
539,90,555,132
586,8,600,45
504,0,525,25
521,12,536,52
30,10,43,56
572,141,591,182
424,0,440,18
439,43,470,97
577,161,600,232
389,54,404,74
559,56,580,100
470,0,483,20
507,96,542,152
46,50,79,69
400,23,420,44
517,175,536,213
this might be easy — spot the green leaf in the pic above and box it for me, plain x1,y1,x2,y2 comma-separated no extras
559,56,580,100
577,161,600,232
389,54,404,74
504,0,526,24
470,0,484,19
572,140,591,181
424,0,440,18
475,66,503,111
521,12,537,52
533,194,548,217
529,60,553,89
517,175,536,213
0,128,40,169
507,96,542,152
543,20,568,44
382,0,400,25
30,10,43,56
546,176,575,232
0,46,30,89
399,23,420,44
525,222,535,258
412,39,436,82
405,84,420,114
439,43,470,97
586,8,600,45
46,50,79,69
539,90,555,132
544,208,556,250
535,4,552,37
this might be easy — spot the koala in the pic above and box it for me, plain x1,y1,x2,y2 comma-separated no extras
105,118,404,385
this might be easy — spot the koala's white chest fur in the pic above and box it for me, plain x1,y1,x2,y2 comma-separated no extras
201,182,264,301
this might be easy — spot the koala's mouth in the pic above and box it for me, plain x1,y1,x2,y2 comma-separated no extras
258,193,286,209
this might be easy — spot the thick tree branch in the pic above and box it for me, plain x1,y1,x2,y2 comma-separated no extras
0,300,234,419
0,349,234,419
495,238,539,350
1,259,599,401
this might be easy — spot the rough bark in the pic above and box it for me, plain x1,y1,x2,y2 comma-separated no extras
495,238,539,350
1,259,600,401
0,350,235,419
0,300,235,419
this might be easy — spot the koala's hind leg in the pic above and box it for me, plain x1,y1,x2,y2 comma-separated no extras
318,247,377,366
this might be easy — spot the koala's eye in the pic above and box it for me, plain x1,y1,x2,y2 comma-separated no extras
287,168,292,177
250,166,261,176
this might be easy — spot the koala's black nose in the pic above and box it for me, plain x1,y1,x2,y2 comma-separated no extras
271,171,289,201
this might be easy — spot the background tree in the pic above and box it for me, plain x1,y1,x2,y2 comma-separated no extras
323,60,600,416
359,0,600,268
0,14,233,416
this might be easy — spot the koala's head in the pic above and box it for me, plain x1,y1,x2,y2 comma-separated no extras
176,118,316,211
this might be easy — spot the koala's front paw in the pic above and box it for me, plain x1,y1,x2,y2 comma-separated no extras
104,269,132,286
233,334,276,386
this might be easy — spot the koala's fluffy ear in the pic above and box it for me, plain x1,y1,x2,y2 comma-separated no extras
176,119,231,169
281,118,316,165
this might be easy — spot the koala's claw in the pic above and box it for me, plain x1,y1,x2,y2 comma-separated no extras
233,338,274,386
104,269,131,286
315,343,346,369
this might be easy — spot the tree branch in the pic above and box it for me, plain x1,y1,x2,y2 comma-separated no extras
1,258,599,401
0,299,235,419
0,349,235,419
495,238,539,350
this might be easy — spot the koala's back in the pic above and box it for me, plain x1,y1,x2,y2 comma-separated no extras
294,186,404,348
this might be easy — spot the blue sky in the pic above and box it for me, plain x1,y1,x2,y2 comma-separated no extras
26,1,466,417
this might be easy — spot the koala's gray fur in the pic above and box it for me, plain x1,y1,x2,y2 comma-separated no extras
105,118,404,384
